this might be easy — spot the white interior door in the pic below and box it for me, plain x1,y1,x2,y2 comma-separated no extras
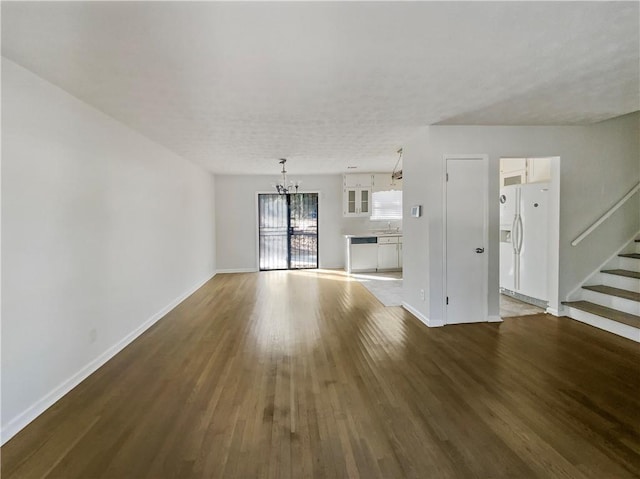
445,157,488,324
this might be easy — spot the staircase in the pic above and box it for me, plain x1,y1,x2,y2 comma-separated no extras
563,238,640,342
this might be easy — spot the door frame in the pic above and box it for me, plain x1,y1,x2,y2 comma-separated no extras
442,154,490,324
498,156,562,316
255,191,321,271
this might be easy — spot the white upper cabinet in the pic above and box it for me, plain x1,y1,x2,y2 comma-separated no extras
527,158,551,184
343,174,372,217
372,173,402,192
500,158,527,187
500,158,551,187
344,173,402,217
500,158,527,174
344,173,372,188
344,186,371,217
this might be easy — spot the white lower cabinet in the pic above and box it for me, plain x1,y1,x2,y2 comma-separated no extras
351,244,378,272
346,235,403,273
378,236,401,271
377,243,399,270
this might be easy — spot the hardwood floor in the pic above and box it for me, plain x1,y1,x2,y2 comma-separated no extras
3,270,640,478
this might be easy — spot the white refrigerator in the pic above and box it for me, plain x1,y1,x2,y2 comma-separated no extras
499,183,549,301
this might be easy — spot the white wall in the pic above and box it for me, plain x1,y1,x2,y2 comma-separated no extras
1,59,217,442
403,112,640,323
400,128,431,321
215,174,401,271
215,175,347,270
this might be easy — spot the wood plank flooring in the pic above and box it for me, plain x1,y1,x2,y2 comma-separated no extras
2,270,640,478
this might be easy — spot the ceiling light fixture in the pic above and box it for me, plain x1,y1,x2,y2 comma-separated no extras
274,158,300,195
392,148,403,181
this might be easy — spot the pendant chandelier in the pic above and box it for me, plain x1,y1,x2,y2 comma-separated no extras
392,148,403,181
274,158,300,195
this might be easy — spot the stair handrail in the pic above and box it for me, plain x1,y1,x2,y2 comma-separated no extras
572,182,640,246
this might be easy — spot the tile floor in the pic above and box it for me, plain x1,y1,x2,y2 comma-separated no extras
347,271,545,318
352,271,403,307
500,294,546,318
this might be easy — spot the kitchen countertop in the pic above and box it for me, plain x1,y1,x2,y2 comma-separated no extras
344,233,402,238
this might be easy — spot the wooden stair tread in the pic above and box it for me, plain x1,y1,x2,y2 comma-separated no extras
601,269,640,279
562,301,640,329
582,285,640,302
619,253,640,259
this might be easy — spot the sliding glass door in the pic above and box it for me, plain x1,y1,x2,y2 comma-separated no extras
288,193,319,269
258,193,318,270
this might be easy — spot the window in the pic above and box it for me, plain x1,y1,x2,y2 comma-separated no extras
370,190,402,220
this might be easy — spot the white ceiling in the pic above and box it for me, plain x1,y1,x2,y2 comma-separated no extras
2,2,639,175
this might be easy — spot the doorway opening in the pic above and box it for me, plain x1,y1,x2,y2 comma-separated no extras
258,193,318,271
499,157,560,318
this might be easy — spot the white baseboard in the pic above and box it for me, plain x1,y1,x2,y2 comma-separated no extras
216,268,259,274
402,302,444,327
0,272,216,446
318,264,345,270
565,306,640,343
487,315,503,323
217,268,345,274
546,306,566,317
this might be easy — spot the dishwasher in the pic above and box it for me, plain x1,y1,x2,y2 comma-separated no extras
348,237,378,273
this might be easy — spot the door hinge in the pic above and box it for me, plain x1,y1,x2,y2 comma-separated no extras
446,172,449,182
446,296,449,305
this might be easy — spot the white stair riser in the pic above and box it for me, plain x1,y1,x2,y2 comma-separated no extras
580,289,640,316
605,255,640,270
602,258,619,270
566,307,640,342
596,272,640,291
618,257,640,271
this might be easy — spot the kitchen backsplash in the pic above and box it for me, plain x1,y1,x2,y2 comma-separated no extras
343,217,403,235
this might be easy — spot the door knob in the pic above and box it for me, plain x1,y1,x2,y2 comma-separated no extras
475,248,485,253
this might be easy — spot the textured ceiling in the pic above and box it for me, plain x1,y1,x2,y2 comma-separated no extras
2,2,639,174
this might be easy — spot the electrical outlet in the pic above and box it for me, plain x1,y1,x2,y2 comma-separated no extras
420,289,425,301
89,328,97,343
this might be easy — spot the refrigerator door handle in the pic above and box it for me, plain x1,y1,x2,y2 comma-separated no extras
511,215,519,254
516,215,524,254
